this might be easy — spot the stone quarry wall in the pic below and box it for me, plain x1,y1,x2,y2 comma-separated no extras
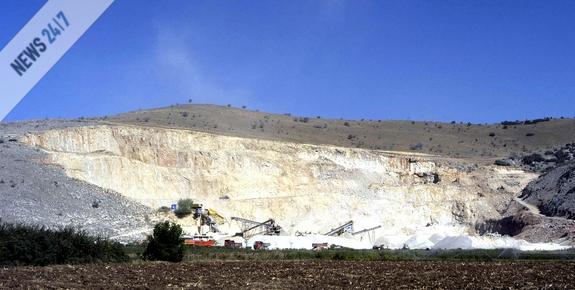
22,125,536,237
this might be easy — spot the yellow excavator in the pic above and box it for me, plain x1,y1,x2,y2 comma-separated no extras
206,208,225,224
191,204,226,233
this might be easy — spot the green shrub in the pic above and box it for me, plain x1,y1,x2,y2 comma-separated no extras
0,221,128,266
142,221,185,262
174,198,194,218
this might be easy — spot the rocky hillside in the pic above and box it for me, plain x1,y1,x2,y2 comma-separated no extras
521,162,575,219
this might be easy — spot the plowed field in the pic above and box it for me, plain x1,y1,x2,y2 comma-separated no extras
1,260,574,289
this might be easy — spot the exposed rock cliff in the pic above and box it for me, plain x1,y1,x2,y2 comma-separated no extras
22,124,536,244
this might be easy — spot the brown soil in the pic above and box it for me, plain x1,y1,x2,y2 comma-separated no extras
1,260,574,289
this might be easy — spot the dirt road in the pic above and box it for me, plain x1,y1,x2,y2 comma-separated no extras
1,260,574,289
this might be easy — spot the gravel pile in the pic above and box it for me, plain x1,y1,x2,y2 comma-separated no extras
0,120,153,243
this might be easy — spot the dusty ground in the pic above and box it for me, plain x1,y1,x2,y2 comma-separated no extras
1,260,574,289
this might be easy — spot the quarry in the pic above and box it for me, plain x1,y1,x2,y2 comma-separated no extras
7,107,572,251
3,2,575,287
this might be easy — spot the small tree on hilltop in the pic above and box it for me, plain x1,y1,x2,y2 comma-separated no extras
143,221,184,262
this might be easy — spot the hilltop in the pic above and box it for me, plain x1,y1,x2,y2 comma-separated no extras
105,104,575,162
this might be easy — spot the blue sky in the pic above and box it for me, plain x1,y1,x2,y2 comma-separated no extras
2,0,574,123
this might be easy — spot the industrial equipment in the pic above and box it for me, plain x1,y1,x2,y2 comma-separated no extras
190,204,224,234
231,216,282,239
253,241,271,250
224,239,243,248
352,225,382,243
352,225,382,236
183,235,216,247
324,220,354,236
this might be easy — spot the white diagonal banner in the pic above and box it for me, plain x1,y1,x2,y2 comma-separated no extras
0,0,115,121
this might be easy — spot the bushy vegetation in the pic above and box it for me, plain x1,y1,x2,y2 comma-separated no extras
125,244,575,262
174,198,194,218
409,143,423,150
0,221,128,266
501,117,552,126
142,221,185,262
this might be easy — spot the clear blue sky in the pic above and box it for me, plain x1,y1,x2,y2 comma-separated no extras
2,0,574,123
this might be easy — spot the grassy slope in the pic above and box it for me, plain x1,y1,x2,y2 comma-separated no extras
106,104,575,161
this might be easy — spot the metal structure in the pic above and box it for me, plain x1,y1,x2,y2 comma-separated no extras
231,217,263,232
352,225,382,244
231,216,282,238
324,220,354,236
190,204,223,234
352,225,382,236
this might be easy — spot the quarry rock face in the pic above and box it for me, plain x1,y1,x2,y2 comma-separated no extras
22,125,537,243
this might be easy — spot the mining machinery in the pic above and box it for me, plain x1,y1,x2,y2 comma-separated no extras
191,204,225,234
352,225,382,243
324,220,354,236
231,216,282,239
352,225,382,236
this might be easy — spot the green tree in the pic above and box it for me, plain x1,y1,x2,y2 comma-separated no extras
174,198,194,218
143,221,185,262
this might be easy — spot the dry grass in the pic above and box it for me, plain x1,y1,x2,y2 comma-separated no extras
106,104,575,161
